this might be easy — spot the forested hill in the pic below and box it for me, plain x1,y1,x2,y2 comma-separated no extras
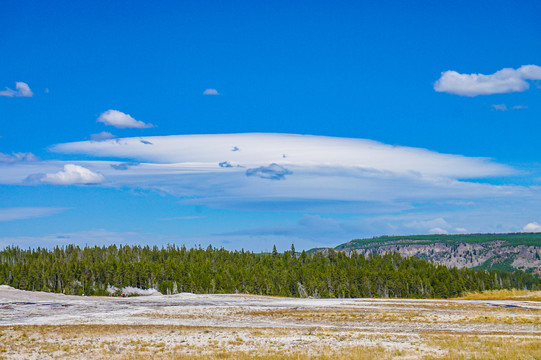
0,245,539,299
311,233,541,274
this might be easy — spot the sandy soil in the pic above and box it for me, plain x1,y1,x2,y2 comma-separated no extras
1,285,540,359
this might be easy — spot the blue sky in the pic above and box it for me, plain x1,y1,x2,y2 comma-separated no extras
1,0,541,251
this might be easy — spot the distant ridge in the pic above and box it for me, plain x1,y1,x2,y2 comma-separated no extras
310,233,541,274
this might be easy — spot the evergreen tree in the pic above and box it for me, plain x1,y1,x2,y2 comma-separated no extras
0,245,538,298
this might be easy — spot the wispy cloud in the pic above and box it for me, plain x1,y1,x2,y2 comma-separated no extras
0,207,68,222
512,105,528,110
0,229,154,248
216,214,467,246
434,65,541,96
203,88,220,95
491,104,529,112
40,164,105,185
0,82,33,97
406,217,455,233
216,214,362,242
0,152,39,163
491,104,507,111
0,229,212,249
216,208,541,248
224,215,464,240
91,131,116,141
97,110,153,129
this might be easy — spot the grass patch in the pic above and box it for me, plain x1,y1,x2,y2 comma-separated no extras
425,334,541,360
1,324,540,359
455,289,541,301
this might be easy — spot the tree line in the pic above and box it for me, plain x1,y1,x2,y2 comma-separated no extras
0,244,539,298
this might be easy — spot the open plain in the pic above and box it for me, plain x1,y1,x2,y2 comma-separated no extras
0,285,540,359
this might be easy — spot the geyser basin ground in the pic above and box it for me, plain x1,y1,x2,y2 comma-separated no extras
1,286,540,359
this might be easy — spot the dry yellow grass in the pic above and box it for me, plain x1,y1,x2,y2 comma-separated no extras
2,324,541,360
425,334,541,360
239,307,433,323
120,346,400,360
233,306,541,326
468,314,541,325
455,289,541,301
0,325,409,360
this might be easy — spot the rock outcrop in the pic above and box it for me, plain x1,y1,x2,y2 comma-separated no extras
321,234,541,274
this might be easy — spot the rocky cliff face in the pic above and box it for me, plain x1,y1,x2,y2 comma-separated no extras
336,239,541,274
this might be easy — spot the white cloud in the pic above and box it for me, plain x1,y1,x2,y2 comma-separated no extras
51,133,512,179
523,222,541,232
0,152,39,163
0,82,33,97
97,110,153,129
434,65,541,96
203,88,220,95
491,104,507,111
41,164,105,185
91,131,116,141
0,207,68,222
16,82,33,97
518,65,541,80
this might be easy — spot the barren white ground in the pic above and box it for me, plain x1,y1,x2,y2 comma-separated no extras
1,285,540,359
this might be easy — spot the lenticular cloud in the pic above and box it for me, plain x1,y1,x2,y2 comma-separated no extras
0,133,524,213
51,133,512,179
